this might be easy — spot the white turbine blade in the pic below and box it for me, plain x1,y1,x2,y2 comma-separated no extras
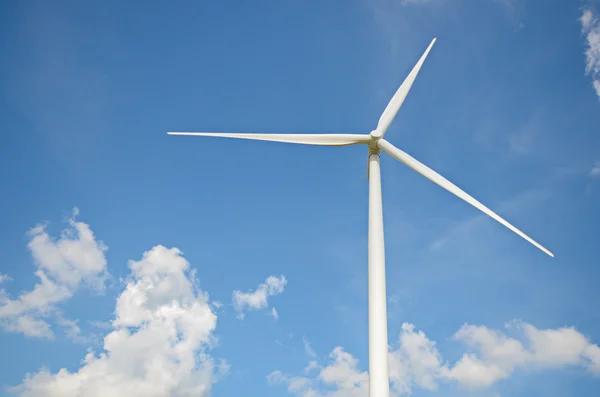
376,38,436,137
167,132,371,146
377,139,554,257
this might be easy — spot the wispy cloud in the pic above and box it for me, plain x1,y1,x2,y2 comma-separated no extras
590,160,600,177
88,320,111,330
581,6,600,98
303,337,317,358
475,105,549,158
55,314,99,345
276,339,290,349
493,0,525,30
268,307,279,321
429,187,551,253
508,111,543,155
232,275,287,319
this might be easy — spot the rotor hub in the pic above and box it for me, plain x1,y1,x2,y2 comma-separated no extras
369,130,382,151
370,129,383,140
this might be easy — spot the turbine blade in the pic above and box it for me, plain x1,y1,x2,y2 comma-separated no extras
167,132,371,146
377,139,554,257
376,38,436,137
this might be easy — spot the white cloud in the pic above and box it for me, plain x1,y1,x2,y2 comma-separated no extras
268,323,440,397
0,315,54,339
389,323,444,393
268,347,369,397
443,320,600,388
269,321,600,395
232,275,287,319
305,361,320,374
12,245,228,397
442,354,509,389
0,209,109,339
521,321,600,370
581,7,600,98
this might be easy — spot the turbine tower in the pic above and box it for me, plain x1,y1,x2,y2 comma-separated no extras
169,38,553,397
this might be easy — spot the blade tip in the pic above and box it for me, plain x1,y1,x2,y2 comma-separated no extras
540,246,554,258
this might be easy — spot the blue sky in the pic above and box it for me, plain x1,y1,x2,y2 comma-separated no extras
1,0,600,396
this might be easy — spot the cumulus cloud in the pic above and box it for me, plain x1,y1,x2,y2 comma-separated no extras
444,320,600,388
268,347,369,397
0,208,109,339
232,275,287,319
12,245,228,397
268,321,600,396
268,324,441,397
581,7,600,98
388,323,444,393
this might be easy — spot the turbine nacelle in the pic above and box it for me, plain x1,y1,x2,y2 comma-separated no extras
369,130,383,152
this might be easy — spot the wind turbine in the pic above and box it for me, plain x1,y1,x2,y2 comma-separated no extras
168,38,553,397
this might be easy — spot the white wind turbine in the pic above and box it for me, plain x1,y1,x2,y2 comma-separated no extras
168,38,553,397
